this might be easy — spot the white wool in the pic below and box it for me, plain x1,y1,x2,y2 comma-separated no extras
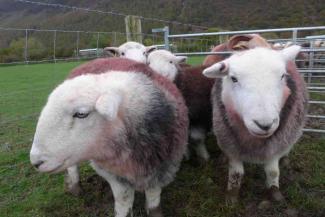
148,50,187,81
203,46,300,137
104,41,156,64
119,42,147,63
30,72,155,173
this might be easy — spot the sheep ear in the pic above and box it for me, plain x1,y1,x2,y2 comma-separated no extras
146,46,157,54
95,92,122,120
203,62,229,78
103,47,120,57
280,45,301,62
175,56,187,64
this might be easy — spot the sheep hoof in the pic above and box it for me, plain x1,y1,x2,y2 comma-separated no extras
268,186,285,202
225,189,239,205
257,200,272,210
280,156,290,169
147,206,164,217
65,182,83,196
68,183,83,196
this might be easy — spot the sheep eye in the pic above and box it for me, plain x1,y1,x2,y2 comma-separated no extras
121,52,125,56
230,76,238,83
281,74,285,80
169,61,173,64
73,112,89,119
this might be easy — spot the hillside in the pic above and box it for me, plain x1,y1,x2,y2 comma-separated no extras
0,0,324,33
0,0,324,63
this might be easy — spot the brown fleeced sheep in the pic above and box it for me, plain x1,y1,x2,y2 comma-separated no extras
203,45,308,204
148,50,215,161
30,58,188,217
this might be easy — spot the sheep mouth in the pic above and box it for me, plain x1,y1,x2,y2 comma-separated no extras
37,162,64,174
249,130,273,138
48,164,65,174
38,157,69,174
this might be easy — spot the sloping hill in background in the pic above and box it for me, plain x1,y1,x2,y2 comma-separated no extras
0,0,324,32
0,0,324,62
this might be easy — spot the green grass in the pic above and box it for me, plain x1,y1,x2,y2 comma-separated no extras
187,56,205,65
0,60,325,217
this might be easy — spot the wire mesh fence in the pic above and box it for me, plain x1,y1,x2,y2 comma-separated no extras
0,27,167,65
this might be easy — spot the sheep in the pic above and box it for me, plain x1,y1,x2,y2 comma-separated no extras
202,45,308,204
147,50,187,81
104,41,156,63
148,50,215,161
66,57,192,196
30,57,189,217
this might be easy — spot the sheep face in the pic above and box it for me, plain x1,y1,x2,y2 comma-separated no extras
203,46,301,138
30,74,123,173
148,50,187,81
104,41,156,63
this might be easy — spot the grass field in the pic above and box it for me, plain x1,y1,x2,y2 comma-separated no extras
0,57,324,217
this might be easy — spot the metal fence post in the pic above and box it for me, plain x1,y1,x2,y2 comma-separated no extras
308,41,314,84
164,26,170,50
152,26,170,50
76,31,80,59
292,29,298,44
114,32,117,46
53,30,57,63
96,32,100,58
24,29,28,63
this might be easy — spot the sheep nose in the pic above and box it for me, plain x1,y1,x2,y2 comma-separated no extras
33,160,44,169
253,120,272,131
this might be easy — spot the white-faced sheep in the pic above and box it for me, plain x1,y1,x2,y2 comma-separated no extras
104,41,156,63
30,58,188,217
202,45,308,204
148,50,215,161
65,44,156,195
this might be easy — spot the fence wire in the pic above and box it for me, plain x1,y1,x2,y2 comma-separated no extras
0,27,166,65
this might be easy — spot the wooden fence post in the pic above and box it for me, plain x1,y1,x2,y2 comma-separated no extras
125,15,142,43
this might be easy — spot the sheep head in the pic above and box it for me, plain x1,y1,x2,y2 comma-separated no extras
203,46,301,138
30,73,125,173
104,41,157,63
148,50,187,81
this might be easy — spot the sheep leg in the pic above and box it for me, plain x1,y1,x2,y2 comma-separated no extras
226,159,244,205
145,187,163,217
65,165,82,196
91,162,135,217
279,155,290,169
110,180,135,217
190,126,210,161
264,158,284,202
